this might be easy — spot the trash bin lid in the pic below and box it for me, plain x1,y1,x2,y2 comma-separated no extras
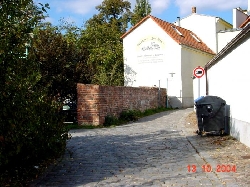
195,95,226,106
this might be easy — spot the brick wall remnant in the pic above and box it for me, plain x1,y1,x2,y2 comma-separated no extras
77,84,166,126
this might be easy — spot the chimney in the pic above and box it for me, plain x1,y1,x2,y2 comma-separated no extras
177,17,180,26
192,7,196,14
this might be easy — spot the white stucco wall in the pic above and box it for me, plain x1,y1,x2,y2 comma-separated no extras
181,46,213,107
178,14,232,53
123,18,182,104
207,35,250,147
249,0,250,14
217,30,242,51
233,8,248,28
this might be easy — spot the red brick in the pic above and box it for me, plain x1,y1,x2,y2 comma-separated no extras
77,84,166,126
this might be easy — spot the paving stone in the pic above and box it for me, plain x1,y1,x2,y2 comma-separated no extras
31,108,250,187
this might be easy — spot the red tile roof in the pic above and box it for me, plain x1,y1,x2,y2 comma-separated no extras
240,16,250,28
121,15,215,55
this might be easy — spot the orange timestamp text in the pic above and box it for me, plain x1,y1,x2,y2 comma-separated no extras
187,164,236,173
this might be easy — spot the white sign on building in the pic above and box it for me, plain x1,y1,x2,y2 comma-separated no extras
136,36,165,64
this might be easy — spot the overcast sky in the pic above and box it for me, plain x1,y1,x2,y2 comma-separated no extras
36,0,248,27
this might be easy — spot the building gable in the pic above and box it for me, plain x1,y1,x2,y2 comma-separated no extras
121,15,215,55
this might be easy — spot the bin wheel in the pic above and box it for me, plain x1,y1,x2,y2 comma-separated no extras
201,131,206,137
196,130,206,136
196,130,202,135
219,129,225,136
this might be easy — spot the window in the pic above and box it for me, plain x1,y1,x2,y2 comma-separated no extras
190,33,201,42
171,26,183,36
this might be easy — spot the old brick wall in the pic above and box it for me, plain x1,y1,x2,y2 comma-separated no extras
77,84,166,125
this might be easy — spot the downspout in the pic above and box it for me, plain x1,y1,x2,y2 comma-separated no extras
166,78,168,108
205,67,209,95
215,17,218,53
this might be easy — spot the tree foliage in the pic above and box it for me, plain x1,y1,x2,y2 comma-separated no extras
95,0,131,32
32,21,90,102
131,0,151,26
0,1,68,185
81,0,132,86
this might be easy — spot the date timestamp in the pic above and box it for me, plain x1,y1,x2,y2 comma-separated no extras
187,164,236,172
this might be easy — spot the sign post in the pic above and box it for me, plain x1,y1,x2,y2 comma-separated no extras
193,66,205,98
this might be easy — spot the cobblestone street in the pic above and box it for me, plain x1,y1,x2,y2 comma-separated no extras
31,108,250,187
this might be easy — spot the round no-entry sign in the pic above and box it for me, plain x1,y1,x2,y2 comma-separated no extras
193,66,205,78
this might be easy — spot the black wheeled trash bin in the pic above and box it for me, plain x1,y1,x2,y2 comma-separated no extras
194,95,229,136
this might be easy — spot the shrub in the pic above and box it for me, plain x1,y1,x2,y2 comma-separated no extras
103,115,119,127
0,90,69,183
0,1,69,185
102,107,172,127
119,110,142,122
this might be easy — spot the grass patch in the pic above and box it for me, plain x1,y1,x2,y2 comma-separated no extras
143,107,172,116
103,107,173,127
67,107,173,129
66,123,99,130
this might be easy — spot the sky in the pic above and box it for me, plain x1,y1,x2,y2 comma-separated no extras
35,0,248,28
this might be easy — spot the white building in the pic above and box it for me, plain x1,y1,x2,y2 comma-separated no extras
174,7,233,53
121,15,215,108
200,24,250,147
193,2,250,147
216,7,249,52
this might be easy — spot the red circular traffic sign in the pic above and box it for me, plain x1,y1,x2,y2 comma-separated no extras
193,66,205,78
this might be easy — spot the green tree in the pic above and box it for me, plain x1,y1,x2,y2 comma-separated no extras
95,0,131,32
131,0,151,26
59,21,92,89
0,1,68,185
32,22,90,102
81,0,131,86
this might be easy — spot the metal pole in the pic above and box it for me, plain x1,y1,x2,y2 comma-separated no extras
198,78,200,98
166,78,168,108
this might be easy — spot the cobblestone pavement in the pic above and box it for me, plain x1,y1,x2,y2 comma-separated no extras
31,108,250,187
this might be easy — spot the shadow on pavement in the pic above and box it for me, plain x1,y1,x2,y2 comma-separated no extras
33,126,219,186
32,108,244,186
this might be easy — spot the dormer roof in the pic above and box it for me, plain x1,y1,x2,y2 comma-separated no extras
240,16,250,28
